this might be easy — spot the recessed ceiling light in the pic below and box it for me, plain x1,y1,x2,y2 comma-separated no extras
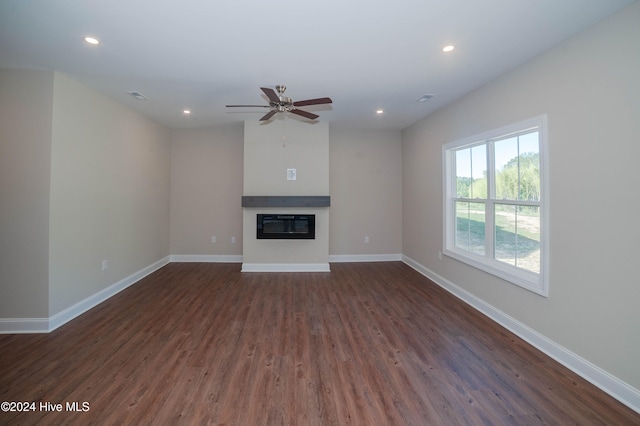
376,109,384,114
183,110,191,115
84,36,100,45
442,45,455,53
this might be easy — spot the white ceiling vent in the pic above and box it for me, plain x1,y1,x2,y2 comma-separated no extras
417,93,436,102
126,91,148,100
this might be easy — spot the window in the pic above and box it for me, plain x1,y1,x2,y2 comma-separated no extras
443,116,548,296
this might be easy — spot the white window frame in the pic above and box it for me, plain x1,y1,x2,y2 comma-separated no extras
443,115,549,296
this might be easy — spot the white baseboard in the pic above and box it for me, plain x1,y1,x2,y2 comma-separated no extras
329,253,402,263
170,254,243,263
0,256,171,334
241,263,331,272
401,254,640,415
48,256,171,332
0,317,50,334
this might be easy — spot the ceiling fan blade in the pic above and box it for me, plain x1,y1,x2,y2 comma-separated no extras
293,97,333,107
261,87,280,103
225,104,270,108
260,110,278,121
290,109,319,120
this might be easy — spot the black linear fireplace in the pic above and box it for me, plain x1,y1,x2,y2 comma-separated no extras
257,214,315,239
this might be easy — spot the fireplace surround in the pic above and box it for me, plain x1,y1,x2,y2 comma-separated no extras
242,120,329,271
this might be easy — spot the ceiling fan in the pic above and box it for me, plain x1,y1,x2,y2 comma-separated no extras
226,85,332,121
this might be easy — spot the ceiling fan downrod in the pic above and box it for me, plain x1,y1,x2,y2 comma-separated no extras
274,85,292,111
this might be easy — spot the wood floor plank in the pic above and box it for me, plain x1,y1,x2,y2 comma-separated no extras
1,262,638,425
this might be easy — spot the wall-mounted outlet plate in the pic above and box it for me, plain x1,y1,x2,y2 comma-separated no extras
287,168,296,180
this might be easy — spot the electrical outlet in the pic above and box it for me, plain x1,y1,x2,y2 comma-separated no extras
364,236,370,243
231,236,236,243
101,260,108,271
211,236,216,244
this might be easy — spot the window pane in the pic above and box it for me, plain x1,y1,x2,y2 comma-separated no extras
495,137,519,200
471,145,487,199
516,205,540,273
455,146,487,199
495,132,540,201
455,201,485,255
455,149,471,198
517,132,540,201
495,204,540,273
495,204,516,265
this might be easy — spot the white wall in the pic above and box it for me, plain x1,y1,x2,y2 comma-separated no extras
242,119,329,267
329,128,402,257
49,73,171,315
243,120,330,197
170,124,244,257
402,1,640,391
0,69,53,319
167,123,404,260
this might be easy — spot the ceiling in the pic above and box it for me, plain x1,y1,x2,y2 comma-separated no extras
0,0,634,130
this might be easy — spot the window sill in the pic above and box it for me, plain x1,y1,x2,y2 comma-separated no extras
443,248,547,297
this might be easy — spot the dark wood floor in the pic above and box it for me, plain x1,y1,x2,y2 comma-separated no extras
1,262,638,425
